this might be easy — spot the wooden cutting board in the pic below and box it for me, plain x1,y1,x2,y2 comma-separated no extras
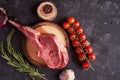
23,22,69,67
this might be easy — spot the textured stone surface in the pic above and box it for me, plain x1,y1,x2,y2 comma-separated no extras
0,0,120,80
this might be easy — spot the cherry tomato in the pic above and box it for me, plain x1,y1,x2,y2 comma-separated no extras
87,53,96,62
80,40,90,47
84,46,93,53
67,27,74,33
63,21,70,29
67,16,75,24
73,20,80,27
69,33,76,40
72,39,79,47
78,33,86,41
78,53,85,61
82,61,90,69
75,46,83,54
75,27,83,34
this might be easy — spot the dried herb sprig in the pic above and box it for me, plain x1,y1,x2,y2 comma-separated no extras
0,29,47,80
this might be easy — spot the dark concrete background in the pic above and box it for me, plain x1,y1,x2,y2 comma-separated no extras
0,0,120,80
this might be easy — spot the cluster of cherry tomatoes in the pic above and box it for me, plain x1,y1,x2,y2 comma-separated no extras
62,16,96,70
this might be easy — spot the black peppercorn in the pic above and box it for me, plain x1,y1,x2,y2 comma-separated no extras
43,4,53,14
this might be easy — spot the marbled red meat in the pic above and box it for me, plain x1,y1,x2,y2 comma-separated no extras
8,20,69,69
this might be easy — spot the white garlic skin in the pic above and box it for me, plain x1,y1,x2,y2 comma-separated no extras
59,69,75,80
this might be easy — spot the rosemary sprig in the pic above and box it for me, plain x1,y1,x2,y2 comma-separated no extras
0,29,47,80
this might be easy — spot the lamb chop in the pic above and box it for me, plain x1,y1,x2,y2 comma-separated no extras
8,20,69,69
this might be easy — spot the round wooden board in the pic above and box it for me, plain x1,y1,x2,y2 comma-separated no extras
24,22,69,66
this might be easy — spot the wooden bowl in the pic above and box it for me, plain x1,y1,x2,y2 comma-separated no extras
24,22,69,67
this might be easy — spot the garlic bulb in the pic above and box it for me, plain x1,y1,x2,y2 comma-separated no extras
59,69,75,80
